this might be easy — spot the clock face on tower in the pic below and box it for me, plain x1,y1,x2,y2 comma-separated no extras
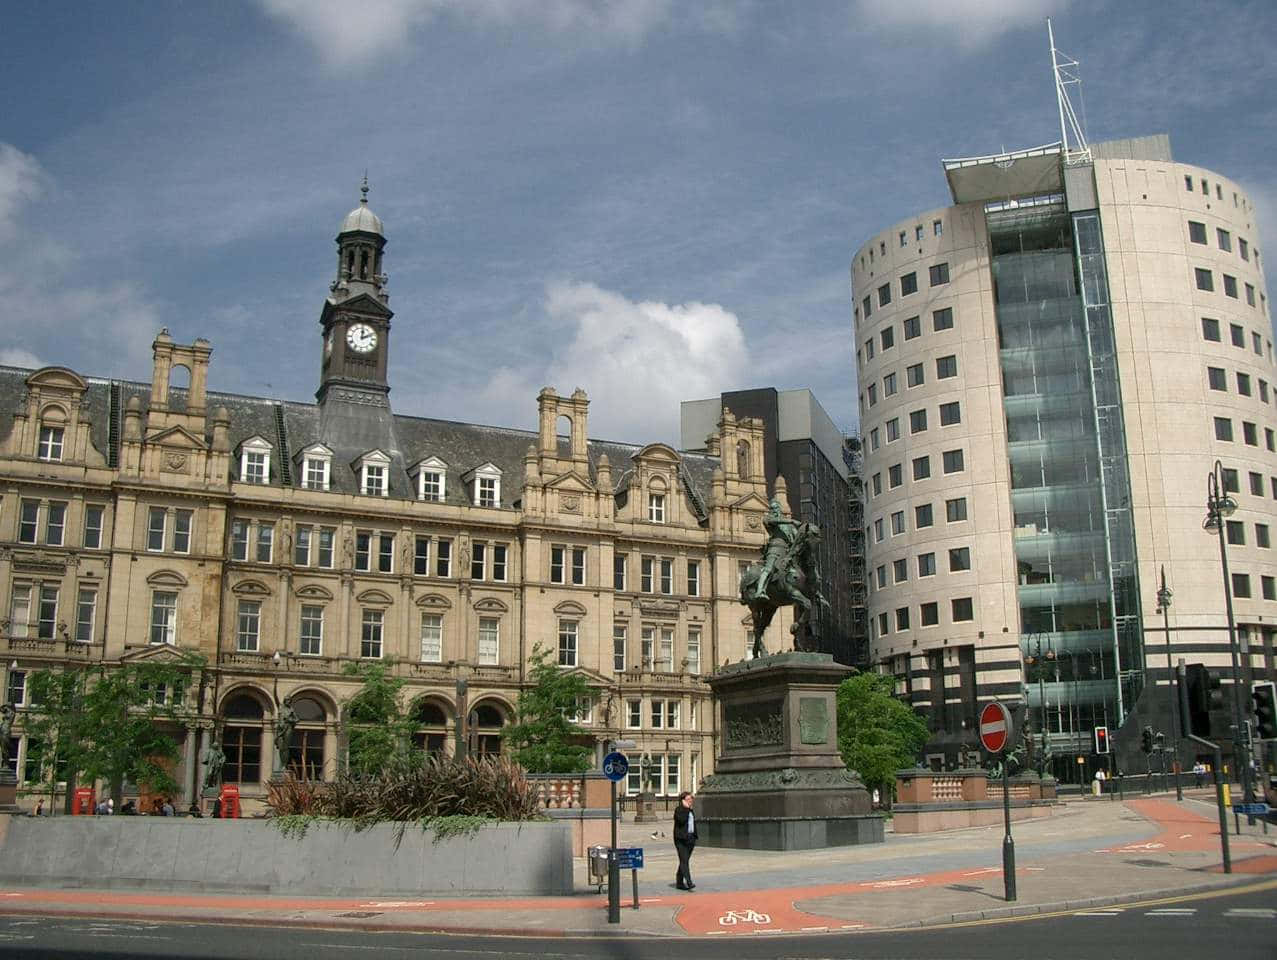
346,323,377,353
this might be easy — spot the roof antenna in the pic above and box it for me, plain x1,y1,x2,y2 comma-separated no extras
1048,18,1090,165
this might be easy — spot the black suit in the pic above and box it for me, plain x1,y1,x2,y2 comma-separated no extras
673,802,697,888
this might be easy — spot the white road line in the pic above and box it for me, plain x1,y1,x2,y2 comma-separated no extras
1145,909,1196,916
800,926,829,931
1179,833,1193,839
1225,908,1277,918
1076,911,1121,916
706,930,726,936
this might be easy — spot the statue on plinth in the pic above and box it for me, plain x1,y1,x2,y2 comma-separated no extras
0,704,14,765
202,738,226,792
739,498,828,656
273,696,298,775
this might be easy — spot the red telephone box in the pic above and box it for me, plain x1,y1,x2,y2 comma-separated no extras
72,787,95,815
218,784,240,819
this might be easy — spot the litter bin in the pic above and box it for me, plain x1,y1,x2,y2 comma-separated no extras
588,845,609,893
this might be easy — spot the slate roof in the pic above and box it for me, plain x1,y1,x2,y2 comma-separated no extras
0,364,721,521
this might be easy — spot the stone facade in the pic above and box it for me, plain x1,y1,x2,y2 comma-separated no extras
0,191,791,812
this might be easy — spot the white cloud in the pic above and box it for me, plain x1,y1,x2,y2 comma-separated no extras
0,141,164,381
479,280,750,444
0,143,47,243
853,0,1067,49
259,0,676,64
0,347,45,370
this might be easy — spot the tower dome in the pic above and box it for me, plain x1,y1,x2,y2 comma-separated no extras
338,175,384,237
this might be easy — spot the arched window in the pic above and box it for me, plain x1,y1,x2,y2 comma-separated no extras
412,700,448,755
556,414,572,459
288,695,327,781
221,693,264,784
471,702,506,756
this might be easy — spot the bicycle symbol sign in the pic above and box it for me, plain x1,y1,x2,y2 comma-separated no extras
718,909,771,926
602,751,629,782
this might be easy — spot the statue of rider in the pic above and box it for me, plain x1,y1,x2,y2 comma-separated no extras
752,498,799,599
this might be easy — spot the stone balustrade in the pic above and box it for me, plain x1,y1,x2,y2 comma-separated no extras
893,768,1058,833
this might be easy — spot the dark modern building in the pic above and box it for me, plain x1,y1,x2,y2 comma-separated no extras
682,388,861,666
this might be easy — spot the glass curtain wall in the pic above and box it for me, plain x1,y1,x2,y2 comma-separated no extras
988,200,1140,781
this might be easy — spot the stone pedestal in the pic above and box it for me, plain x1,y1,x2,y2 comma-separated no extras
0,772,22,813
633,791,659,823
697,651,884,850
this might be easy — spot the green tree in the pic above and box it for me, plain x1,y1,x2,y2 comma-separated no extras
23,657,201,809
343,662,415,776
836,671,929,804
502,644,591,773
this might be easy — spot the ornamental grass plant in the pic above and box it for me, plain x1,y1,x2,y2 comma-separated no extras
266,753,542,827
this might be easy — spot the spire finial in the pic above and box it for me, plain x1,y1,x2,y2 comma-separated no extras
360,171,369,205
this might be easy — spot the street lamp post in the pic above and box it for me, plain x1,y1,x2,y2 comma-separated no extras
1023,635,1055,778
1154,566,1183,801
1203,460,1255,811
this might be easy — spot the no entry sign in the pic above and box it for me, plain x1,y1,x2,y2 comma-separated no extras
979,701,1012,754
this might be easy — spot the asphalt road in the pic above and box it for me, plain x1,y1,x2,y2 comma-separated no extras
0,883,1272,960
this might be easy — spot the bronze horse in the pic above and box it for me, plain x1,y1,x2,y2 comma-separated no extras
738,521,827,658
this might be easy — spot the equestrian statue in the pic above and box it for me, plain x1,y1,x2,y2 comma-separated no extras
739,498,829,658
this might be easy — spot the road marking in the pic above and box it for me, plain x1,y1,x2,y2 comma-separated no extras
1179,833,1193,839
0,935,34,942
1225,908,1277,918
870,877,924,888
365,900,434,908
961,867,999,877
800,926,829,931
1145,909,1196,916
718,909,771,926
1076,911,1121,916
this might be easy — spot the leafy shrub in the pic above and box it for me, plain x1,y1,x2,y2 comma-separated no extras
266,754,543,827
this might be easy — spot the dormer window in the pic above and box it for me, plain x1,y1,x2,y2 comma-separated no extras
238,436,273,484
38,425,65,462
466,462,502,508
648,492,666,523
412,457,448,502
297,443,333,491
355,449,392,497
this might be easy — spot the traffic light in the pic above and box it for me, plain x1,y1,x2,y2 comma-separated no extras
1182,663,1223,738
1140,725,1154,753
1094,725,1110,754
1253,681,1277,740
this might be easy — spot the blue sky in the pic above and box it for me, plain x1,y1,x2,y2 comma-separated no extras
1,0,1273,445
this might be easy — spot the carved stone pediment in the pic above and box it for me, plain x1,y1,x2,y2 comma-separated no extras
473,597,509,614
144,424,207,449
120,643,191,665
146,569,189,588
295,584,335,602
415,593,452,610
637,599,681,619
231,579,272,597
553,600,588,616
355,588,394,606
10,551,67,575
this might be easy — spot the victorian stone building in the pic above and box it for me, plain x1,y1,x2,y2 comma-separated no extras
0,189,786,812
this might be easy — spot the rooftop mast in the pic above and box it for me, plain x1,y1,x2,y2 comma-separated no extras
1048,18,1090,165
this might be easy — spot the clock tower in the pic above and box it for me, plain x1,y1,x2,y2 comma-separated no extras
317,177,394,407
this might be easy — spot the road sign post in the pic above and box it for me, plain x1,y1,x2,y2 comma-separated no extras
602,749,630,923
979,701,1015,902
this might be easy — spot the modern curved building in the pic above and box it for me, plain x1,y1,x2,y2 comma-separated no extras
851,135,1275,779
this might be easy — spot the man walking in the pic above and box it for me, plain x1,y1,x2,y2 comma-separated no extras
673,791,697,891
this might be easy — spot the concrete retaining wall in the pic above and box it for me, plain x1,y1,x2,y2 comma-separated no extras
0,815,573,896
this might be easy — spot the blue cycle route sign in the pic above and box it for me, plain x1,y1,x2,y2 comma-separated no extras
615,847,644,869
603,751,629,782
